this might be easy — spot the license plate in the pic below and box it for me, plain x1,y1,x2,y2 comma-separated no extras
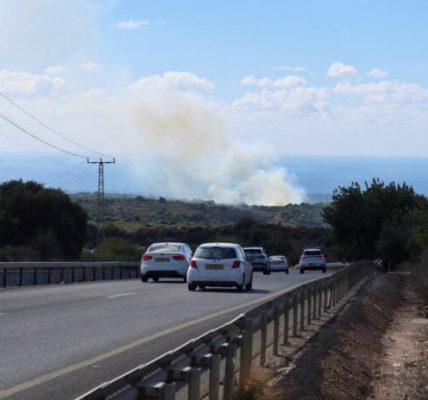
155,257,169,262
206,264,224,270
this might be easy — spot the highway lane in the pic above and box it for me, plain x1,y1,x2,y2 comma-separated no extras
0,269,334,400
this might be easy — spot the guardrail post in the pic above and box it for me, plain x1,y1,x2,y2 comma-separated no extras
223,342,236,400
111,265,115,280
260,311,268,365
92,266,96,281
48,268,52,284
324,283,328,311
18,268,23,286
318,284,322,317
102,266,106,281
273,305,281,356
313,285,317,319
209,354,221,400
283,301,289,345
189,367,201,400
300,290,305,332
240,320,253,387
292,295,298,337
307,287,312,325
60,267,65,283
82,266,86,282
160,383,176,400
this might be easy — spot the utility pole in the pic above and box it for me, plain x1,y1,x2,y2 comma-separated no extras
87,158,116,246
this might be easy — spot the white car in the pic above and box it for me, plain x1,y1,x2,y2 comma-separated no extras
299,248,327,273
140,242,192,282
269,255,289,274
187,243,253,292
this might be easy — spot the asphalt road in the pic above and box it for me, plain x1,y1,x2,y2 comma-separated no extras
0,269,334,400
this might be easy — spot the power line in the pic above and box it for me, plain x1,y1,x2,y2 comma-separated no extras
0,111,87,159
45,161,87,185
0,128,68,166
55,165,94,186
0,91,113,159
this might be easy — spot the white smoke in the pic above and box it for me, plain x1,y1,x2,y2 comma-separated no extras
129,88,305,205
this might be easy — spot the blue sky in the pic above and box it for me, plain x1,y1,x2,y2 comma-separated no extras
0,1,427,204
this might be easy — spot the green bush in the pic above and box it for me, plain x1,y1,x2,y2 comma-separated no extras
95,238,141,261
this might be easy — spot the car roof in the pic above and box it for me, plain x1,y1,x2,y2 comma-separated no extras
303,248,323,252
198,242,240,248
149,242,187,246
243,247,264,250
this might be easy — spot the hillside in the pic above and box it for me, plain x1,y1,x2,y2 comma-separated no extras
71,193,328,230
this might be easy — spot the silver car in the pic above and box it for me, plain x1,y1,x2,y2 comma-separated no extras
187,243,253,292
140,242,192,282
243,247,271,275
269,255,289,274
299,248,327,273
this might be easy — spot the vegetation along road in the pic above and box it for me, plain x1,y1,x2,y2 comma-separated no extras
0,269,335,400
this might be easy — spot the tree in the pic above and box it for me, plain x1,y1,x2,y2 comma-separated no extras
322,179,428,265
0,180,88,260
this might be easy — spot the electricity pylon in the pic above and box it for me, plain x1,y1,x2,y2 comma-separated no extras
87,158,116,246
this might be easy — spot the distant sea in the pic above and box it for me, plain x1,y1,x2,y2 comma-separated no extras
0,153,427,202
282,155,428,202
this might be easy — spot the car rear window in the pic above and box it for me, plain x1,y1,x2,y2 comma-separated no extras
303,250,322,256
195,247,237,259
149,244,181,253
244,249,263,255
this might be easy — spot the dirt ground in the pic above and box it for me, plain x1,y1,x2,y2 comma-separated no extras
268,272,428,400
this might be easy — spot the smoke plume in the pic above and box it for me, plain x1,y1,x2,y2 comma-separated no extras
131,91,304,205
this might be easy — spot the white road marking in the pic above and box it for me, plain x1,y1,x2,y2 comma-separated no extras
0,276,323,399
106,292,136,299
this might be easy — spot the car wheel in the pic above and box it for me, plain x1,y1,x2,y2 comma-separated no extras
263,267,271,275
322,268,326,273
140,274,148,282
188,283,196,291
152,276,159,282
300,268,304,274
245,274,253,291
199,285,206,290
183,275,187,283
236,275,245,292
285,269,289,275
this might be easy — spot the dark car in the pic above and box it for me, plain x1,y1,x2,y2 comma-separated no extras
243,247,271,275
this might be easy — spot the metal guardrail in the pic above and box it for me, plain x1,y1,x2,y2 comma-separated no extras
76,263,371,400
0,262,140,288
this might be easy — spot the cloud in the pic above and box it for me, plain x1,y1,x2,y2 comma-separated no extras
44,65,66,75
128,71,214,93
327,62,358,77
79,62,101,73
240,74,306,88
366,68,389,79
274,65,308,72
114,19,150,30
0,69,66,95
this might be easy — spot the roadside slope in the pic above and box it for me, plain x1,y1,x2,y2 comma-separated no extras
270,273,428,399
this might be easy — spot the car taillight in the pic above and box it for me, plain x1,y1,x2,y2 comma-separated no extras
320,255,326,259
142,255,152,261
190,260,198,268
300,256,305,261
173,255,185,261
232,260,240,269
